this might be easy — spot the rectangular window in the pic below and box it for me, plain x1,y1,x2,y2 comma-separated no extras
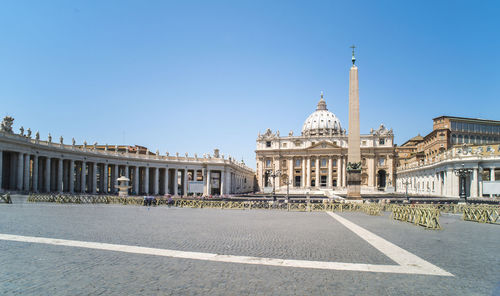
282,143,287,148
451,121,456,131
294,176,301,187
265,159,271,167
321,158,327,167
312,160,316,168
266,141,271,148
378,157,385,166
379,138,385,145
333,160,337,167
457,122,462,131
295,159,301,167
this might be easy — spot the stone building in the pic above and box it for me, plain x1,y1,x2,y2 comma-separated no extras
255,93,396,195
0,118,255,196
396,144,500,198
395,116,500,198
396,116,500,167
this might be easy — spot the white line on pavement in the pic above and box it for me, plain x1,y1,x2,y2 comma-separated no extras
0,213,453,276
326,212,453,276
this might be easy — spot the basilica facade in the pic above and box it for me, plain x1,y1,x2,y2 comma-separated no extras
255,94,395,195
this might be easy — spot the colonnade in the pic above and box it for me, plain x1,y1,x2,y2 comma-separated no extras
0,149,253,196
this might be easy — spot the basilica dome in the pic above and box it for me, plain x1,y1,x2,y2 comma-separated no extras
301,93,342,136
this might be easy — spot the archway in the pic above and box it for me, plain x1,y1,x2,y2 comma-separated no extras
378,170,386,188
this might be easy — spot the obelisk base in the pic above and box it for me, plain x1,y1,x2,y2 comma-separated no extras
346,170,362,199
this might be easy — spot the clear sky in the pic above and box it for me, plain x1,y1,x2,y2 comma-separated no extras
1,0,498,169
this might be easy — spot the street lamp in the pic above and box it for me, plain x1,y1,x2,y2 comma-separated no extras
402,179,411,202
267,169,281,200
454,163,473,202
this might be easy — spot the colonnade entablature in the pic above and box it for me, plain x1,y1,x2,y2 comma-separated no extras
0,123,255,196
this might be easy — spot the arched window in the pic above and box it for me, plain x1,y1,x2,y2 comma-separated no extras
464,135,469,143
452,134,457,144
458,135,463,143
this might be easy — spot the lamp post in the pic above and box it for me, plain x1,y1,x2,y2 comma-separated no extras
267,169,281,200
402,179,411,202
454,163,473,202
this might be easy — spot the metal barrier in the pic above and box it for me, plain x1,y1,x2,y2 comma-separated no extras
463,205,499,224
1,193,12,204
391,205,441,230
362,204,382,216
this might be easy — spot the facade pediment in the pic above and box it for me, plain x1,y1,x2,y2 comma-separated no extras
307,141,339,150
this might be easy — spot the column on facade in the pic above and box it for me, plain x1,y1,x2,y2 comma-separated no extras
445,168,452,197
368,157,375,188
92,162,97,194
23,153,30,191
164,168,169,195
301,157,306,187
81,161,86,193
342,156,347,187
45,157,51,192
288,158,293,186
470,168,478,197
315,157,320,188
206,169,210,196
32,155,38,192
183,169,188,196
327,157,332,187
103,163,108,194
144,167,149,195
336,156,342,188
491,168,496,181
69,160,74,193
306,158,311,187
221,169,225,195
16,152,23,191
113,165,119,193
154,167,159,195
134,166,139,195
57,158,63,193
173,168,178,196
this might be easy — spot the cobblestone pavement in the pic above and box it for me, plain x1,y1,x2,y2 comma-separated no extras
0,196,499,295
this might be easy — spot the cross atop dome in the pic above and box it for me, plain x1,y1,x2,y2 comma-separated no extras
316,91,327,111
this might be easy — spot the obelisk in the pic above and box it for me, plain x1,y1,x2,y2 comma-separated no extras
347,45,362,199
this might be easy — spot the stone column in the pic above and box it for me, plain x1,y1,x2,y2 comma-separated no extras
306,158,311,187
301,157,306,187
45,157,51,192
471,168,478,197
31,155,38,192
342,157,347,187
62,161,69,192
174,168,179,196
328,157,333,187
288,158,293,186
221,170,226,195
103,163,108,194
206,169,211,195
144,167,149,195
92,162,97,194
81,161,86,193
57,158,63,193
164,168,169,195
112,165,119,193
337,157,342,187
134,166,139,195
183,169,188,196
154,167,159,195
23,154,30,191
315,158,320,187
16,152,23,191
69,160,74,193
491,168,496,181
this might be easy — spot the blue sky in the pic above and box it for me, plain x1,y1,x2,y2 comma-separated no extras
1,0,498,169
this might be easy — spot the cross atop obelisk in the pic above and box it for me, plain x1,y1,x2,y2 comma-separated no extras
350,45,356,65
347,46,361,199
